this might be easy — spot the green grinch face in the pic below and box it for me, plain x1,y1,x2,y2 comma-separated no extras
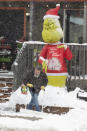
42,18,63,43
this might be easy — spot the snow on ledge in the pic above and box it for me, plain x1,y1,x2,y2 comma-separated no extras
70,75,87,80
23,41,87,46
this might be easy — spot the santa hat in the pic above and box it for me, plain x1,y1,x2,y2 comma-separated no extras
43,4,60,19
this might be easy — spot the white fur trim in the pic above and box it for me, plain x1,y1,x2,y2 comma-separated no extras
43,15,59,20
47,73,68,76
56,4,60,7
39,56,45,61
40,57,48,64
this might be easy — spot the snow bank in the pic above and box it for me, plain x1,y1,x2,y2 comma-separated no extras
8,87,31,108
6,86,87,109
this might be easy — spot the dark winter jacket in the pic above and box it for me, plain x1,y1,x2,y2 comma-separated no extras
23,70,48,93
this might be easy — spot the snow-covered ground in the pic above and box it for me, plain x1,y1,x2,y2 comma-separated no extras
0,86,87,131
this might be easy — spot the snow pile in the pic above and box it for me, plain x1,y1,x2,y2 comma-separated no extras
8,87,31,108
7,86,87,109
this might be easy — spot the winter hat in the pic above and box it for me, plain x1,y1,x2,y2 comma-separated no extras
43,4,60,19
35,65,42,71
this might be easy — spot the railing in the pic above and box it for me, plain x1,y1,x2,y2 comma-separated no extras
66,43,87,91
12,41,87,91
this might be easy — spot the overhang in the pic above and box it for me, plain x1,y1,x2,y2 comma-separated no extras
0,0,86,2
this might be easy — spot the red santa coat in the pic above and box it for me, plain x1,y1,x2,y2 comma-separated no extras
38,43,72,75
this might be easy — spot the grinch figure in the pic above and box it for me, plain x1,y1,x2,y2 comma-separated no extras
38,4,72,87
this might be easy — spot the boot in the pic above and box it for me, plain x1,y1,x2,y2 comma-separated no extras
21,104,25,109
16,104,20,112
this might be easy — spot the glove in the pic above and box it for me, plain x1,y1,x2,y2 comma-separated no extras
41,86,45,90
42,61,47,73
27,83,33,88
57,44,67,50
64,45,67,50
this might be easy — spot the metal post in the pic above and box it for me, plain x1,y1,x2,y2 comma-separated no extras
83,2,87,85
29,2,34,40
63,9,66,43
65,10,70,43
82,45,85,89
83,2,87,43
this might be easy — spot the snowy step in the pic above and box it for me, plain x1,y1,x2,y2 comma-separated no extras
0,81,13,87
0,87,12,103
0,71,14,77
0,88,12,93
0,71,13,103
0,93,11,98
0,92,11,103
0,78,13,83
0,98,9,103
0,82,13,88
0,70,10,73
0,83,6,87
0,71,13,89
0,114,41,121
0,71,14,84
0,77,13,87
